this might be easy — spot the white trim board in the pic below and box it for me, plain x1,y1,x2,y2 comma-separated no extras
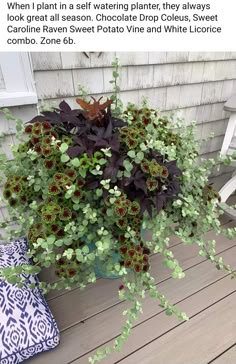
0,53,38,107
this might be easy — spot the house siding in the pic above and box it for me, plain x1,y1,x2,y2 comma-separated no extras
31,52,236,160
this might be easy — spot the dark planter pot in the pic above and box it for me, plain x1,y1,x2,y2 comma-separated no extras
87,243,122,279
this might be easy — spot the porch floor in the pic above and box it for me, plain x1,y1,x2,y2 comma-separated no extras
27,216,236,364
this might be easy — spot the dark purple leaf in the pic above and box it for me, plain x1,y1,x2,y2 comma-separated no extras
59,100,72,113
103,154,124,179
155,193,166,213
140,198,153,217
113,118,127,128
86,180,100,189
165,160,181,176
103,119,113,139
109,135,120,152
134,178,147,195
27,115,46,124
94,139,109,149
167,180,181,195
67,146,84,158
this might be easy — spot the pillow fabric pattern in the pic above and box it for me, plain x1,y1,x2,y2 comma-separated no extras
0,238,60,363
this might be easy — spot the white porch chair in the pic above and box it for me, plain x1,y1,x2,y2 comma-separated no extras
219,94,236,219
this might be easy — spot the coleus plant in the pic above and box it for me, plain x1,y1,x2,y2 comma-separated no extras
0,95,235,363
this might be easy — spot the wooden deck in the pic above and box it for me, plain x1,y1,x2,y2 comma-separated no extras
27,216,236,364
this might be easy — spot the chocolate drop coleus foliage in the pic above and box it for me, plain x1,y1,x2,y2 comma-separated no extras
28,97,182,217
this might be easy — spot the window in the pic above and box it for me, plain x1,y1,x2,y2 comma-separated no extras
0,52,37,107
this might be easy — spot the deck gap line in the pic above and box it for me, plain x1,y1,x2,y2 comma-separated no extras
60,244,236,333
68,283,236,364
207,342,236,363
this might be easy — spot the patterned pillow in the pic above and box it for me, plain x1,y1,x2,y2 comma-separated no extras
0,237,60,363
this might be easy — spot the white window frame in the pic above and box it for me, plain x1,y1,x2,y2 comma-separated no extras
0,52,38,107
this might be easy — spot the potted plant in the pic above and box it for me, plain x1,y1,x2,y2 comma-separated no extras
0,80,235,363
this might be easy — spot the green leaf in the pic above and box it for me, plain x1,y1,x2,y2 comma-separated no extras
140,142,147,151
82,245,89,254
123,160,133,172
87,252,95,261
59,143,69,153
0,153,7,161
114,263,120,272
105,346,111,354
96,189,103,197
7,276,18,284
71,158,80,167
14,266,23,274
181,312,189,321
47,236,56,245
32,266,41,274
34,184,41,192
98,158,107,165
90,169,99,175
64,239,73,246
79,169,86,178
163,259,176,269
28,283,36,289
37,238,45,245
127,150,136,158
137,151,144,161
174,266,183,274
165,309,173,316
61,154,70,163
199,250,206,257
41,242,48,249
72,203,81,210
112,71,119,78
124,170,131,178
17,282,24,289
64,248,74,260
54,239,63,247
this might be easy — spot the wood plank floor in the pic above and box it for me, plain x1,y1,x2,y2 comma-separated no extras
27,219,236,364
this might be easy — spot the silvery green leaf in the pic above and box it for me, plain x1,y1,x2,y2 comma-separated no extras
61,154,70,163
71,158,80,167
127,150,136,158
59,143,69,153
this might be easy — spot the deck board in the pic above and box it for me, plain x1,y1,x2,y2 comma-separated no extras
46,222,235,331
211,344,236,363
27,225,236,364
78,274,236,364
117,291,236,364
76,245,236,364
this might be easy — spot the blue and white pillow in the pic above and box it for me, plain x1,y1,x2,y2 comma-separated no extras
0,238,60,363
